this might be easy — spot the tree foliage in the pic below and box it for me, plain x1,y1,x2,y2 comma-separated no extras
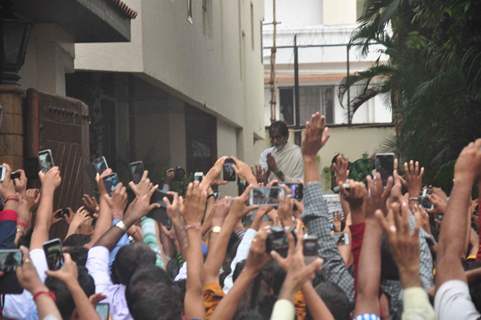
340,0,481,191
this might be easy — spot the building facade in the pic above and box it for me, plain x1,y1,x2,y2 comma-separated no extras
71,0,266,191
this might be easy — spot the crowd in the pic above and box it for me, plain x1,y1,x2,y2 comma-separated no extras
0,111,480,320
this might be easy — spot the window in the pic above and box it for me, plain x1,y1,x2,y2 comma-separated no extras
250,3,255,50
278,86,335,126
187,0,193,24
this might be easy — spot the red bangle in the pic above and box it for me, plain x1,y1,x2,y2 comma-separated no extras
17,219,28,229
33,290,56,302
185,223,201,231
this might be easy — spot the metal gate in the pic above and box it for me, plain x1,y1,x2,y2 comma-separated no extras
24,89,91,210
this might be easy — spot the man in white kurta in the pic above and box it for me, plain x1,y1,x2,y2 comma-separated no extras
259,121,303,182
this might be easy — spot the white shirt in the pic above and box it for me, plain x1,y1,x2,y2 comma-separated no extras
223,228,257,293
86,246,133,320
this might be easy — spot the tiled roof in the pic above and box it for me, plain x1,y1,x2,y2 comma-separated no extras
110,0,137,19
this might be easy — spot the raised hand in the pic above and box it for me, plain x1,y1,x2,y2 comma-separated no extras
95,168,113,196
453,139,481,183
210,197,232,227
13,169,28,196
272,221,323,300
69,207,91,230
428,187,448,214
124,173,159,225
231,156,257,185
277,194,294,228
16,247,45,293
376,201,420,288
266,153,278,173
82,194,99,215
404,160,424,198
252,165,268,184
244,226,272,273
46,253,78,286
201,156,228,190
39,166,62,192
25,188,41,211
332,154,349,185
364,172,393,217
106,183,128,219
302,112,330,158
340,180,367,211
0,163,17,199
182,181,208,226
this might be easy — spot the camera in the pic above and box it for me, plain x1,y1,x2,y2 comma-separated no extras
419,186,433,210
266,226,290,256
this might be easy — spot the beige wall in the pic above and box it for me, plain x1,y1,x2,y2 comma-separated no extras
19,24,75,96
75,0,266,162
323,0,357,25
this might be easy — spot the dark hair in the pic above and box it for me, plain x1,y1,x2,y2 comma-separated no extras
269,121,289,138
313,281,352,320
111,243,156,285
63,235,91,267
45,266,95,319
126,267,181,320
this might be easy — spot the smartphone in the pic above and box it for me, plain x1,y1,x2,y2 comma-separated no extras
96,303,110,320
285,183,303,200
38,149,54,172
303,235,320,256
103,173,119,196
148,189,173,228
43,238,64,271
0,249,21,272
419,186,433,210
10,170,21,181
223,158,236,182
194,172,204,183
375,153,395,186
0,165,5,182
92,156,109,174
129,161,144,184
249,187,284,207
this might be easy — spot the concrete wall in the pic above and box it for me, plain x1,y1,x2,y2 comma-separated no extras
75,0,266,163
323,0,357,25
19,24,75,96
264,0,323,27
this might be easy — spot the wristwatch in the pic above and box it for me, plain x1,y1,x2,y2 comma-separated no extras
211,226,222,233
115,220,128,232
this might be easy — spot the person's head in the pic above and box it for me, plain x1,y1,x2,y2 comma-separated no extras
312,281,351,320
126,267,181,320
269,121,289,148
63,234,91,267
111,243,156,285
45,266,95,319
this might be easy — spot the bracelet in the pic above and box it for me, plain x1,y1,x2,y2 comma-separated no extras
115,220,128,232
185,223,201,231
408,197,419,202
5,195,19,203
33,290,56,302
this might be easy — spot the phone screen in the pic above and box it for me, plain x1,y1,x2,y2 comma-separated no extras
96,303,110,320
375,153,394,185
223,159,236,181
0,165,5,182
38,150,54,172
43,239,63,270
0,250,21,272
285,183,303,200
103,174,119,196
93,157,109,174
129,161,144,184
249,187,284,206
